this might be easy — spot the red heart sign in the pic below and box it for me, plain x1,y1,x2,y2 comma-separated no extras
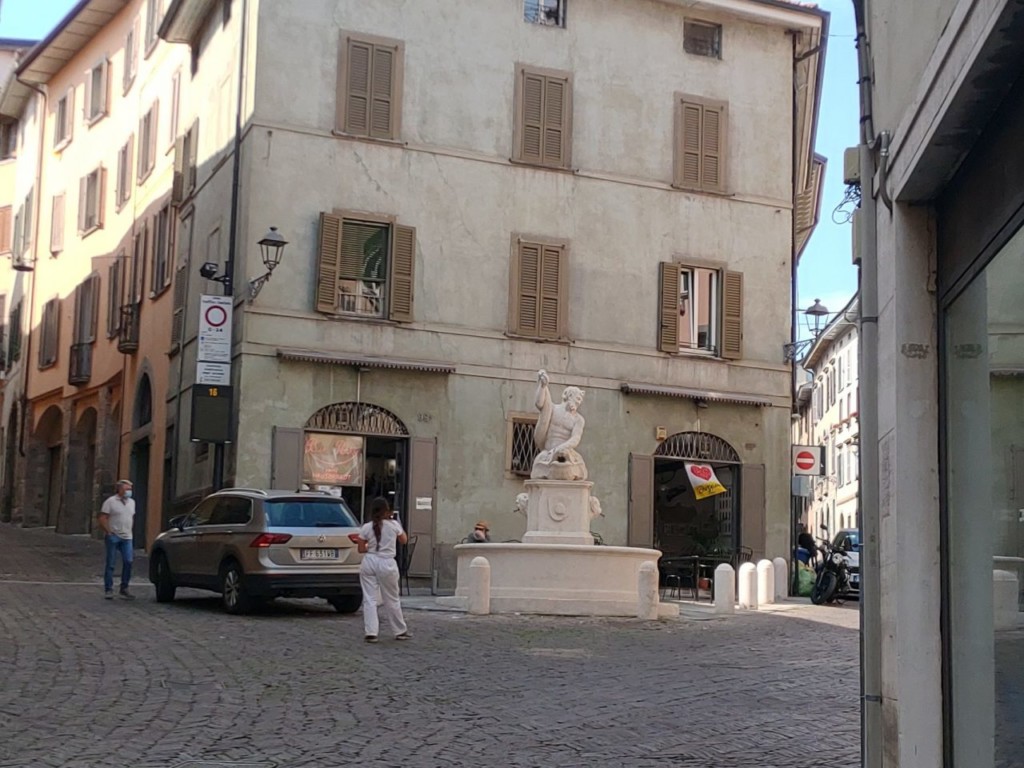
690,465,712,481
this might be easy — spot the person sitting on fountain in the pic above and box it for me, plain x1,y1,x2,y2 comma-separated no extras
531,369,588,481
467,521,491,543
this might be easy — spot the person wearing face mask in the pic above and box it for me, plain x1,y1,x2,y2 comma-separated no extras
98,480,136,600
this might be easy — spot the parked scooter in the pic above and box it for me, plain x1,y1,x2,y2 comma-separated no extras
810,523,853,605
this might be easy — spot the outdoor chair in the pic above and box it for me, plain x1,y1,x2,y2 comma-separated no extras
398,535,417,596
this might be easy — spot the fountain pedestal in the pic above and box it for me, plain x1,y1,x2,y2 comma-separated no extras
521,479,594,546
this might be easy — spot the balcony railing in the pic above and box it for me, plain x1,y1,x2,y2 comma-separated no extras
68,342,93,385
118,303,139,353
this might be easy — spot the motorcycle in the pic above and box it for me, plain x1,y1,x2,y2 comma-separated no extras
810,523,852,605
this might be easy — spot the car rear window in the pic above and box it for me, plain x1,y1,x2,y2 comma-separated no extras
264,499,359,528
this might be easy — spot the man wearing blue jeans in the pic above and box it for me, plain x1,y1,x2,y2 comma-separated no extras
98,480,136,600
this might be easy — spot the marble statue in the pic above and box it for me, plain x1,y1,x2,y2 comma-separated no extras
588,496,603,519
514,492,529,516
531,370,588,481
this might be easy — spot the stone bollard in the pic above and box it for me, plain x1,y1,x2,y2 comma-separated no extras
738,562,758,610
773,557,789,602
467,556,491,615
993,570,1020,631
756,559,775,606
713,563,735,615
637,560,659,620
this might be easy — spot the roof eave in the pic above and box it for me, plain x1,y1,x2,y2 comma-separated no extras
159,0,218,45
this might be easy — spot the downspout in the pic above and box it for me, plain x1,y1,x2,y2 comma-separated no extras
16,76,47,460
852,1,882,766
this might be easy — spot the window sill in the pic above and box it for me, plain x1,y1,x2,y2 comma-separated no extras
37,362,56,371
86,111,108,129
50,248,63,258
115,197,131,214
670,348,723,361
331,130,404,147
322,310,394,325
137,166,155,186
0,156,15,164
509,157,575,173
504,331,570,344
53,137,72,153
79,224,102,239
122,75,135,96
149,284,171,301
671,183,730,197
144,38,158,59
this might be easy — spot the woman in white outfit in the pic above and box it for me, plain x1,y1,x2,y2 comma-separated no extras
355,497,410,643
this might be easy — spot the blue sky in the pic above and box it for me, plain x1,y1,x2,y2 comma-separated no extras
3,0,860,322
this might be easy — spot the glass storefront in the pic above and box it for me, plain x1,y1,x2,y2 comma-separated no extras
944,224,1024,767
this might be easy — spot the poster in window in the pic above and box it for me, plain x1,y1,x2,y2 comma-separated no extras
303,432,364,486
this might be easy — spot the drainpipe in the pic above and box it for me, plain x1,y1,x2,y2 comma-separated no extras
852,0,883,766
16,76,47,463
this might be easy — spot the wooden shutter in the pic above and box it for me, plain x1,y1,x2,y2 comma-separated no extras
388,224,415,322
147,101,159,173
538,244,565,338
187,119,199,190
519,72,544,164
406,436,436,577
721,269,743,359
271,426,303,490
51,194,64,253
88,274,99,342
137,115,146,180
107,261,121,337
172,135,185,203
95,60,109,117
316,212,342,313
628,453,654,547
542,76,569,166
171,267,187,346
701,102,726,193
516,68,571,168
658,262,680,353
77,176,87,232
676,99,703,189
338,35,400,139
343,39,371,135
72,283,83,343
370,46,395,138
512,241,540,336
0,206,11,253
740,464,766,560
675,95,727,193
66,88,74,143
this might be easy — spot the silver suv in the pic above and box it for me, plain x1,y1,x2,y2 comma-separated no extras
149,489,364,614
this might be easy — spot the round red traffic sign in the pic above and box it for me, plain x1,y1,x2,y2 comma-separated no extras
795,451,816,471
204,305,228,327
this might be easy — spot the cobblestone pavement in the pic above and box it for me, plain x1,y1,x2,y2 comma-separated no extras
0,524,860,768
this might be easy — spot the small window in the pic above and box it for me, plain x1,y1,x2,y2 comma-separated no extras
525,0,566,27
658,262,742,359
316,212,416,322
85,60,109,123
506,414,539,476
54,89,74,148
39,298,60,369
78,167,105,234
123,22,138,93
684,20,722,58
137,101,159,182
513,66,572,169
116,134,134,208
508,237,567,340
335,32,404,141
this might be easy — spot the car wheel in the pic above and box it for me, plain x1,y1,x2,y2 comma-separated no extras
328,595,362,614
220,561,253,615
153,552,176,603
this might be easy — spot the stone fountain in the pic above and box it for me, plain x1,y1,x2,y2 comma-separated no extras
437,371,678,618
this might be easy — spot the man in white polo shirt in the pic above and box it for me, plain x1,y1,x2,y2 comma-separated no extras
98,480,136,600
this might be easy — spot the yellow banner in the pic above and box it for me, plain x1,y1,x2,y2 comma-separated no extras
684,462,727,499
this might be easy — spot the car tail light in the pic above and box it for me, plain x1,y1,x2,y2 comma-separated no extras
347,533,362,543
250,533,292,548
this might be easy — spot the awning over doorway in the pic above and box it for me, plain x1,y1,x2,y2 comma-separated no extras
277,348,456,375
620,382,770,408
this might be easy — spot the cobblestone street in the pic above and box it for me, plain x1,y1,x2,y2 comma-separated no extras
0,524,860,768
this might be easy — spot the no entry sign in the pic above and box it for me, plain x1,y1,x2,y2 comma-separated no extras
792,445,825,476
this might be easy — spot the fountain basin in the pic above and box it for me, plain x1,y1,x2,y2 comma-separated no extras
436,542,680,618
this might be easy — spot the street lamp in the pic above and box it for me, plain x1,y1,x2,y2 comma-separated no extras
783,298,834,362
248,226,288,301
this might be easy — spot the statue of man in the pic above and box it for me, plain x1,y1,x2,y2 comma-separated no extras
531,370,587,480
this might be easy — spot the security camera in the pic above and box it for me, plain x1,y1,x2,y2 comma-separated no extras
199,262,220,280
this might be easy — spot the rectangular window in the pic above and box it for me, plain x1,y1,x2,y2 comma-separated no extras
123,22,138,93
131,228,146,304
0,122,16,159
151,204,171,295
335,32,404,141
683,20,722,58
145,0,159,54
50,194,64,254
509,237,567,340
659,262,742,358
173,119,199,203
138,101,159,182
170,214,191,349
506,414,540,476
513,65,572,169
674,93,727,194
116,134,134,209
78,167,104,234
7,301,21,366
54,89,74,148
85,60,109,123
73,274,100,344
0,206,10,254
39,298,59,369
107,257,124,338
316,212,416,322
524,0,566,27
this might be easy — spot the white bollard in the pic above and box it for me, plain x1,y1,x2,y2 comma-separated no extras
738,562,758,610
713,563,735,615
467,556,491,615
637,560,659,620
757,559,775,606
773,557,789,602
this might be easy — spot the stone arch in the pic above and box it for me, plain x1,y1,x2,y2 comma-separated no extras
304,402,409,436
654,431,740,464
24,405,65,528
133,373,153,429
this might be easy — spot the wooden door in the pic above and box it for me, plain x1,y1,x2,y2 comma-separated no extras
407,436,436,577
628,453,654,547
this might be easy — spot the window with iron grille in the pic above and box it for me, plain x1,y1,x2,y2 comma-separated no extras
525,0,566,27
683,20,722,58
506,414,539,476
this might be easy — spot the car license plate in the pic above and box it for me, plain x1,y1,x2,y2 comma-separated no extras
300,548,340,560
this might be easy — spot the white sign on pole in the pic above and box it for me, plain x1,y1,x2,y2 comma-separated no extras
197,295,233,364
792,444,825,476
196,361,231,386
